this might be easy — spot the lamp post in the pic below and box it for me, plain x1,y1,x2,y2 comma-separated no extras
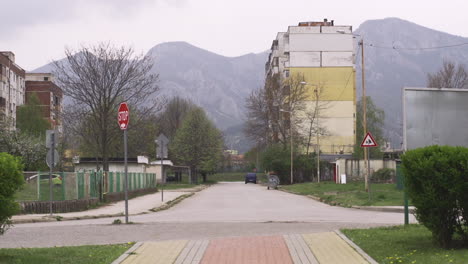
279,108,293,185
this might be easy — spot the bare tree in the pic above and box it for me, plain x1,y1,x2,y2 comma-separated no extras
296,82,330,155
427,61,468,89
244,86,269,147
245,72,309,148
54,43,160,171
158,97,196,140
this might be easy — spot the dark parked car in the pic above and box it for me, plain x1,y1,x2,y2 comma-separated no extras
245,172,257,184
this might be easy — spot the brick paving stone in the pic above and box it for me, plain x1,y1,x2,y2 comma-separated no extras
201,235,293,264
303,232,368,264
121,240,188,264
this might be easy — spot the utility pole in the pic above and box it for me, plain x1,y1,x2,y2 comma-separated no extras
360,39,369,192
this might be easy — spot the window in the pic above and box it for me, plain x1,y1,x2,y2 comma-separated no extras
44,77,49,81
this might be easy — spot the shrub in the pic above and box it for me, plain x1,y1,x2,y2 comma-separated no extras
0,153,24,235
371,168,395,182
401,145,468,248
261,144,290,184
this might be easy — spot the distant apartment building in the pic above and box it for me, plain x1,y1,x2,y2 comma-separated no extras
265,19,356,155
25,73,63,132
0,52,26,127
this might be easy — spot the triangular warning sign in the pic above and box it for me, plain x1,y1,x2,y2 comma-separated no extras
360,132,378,147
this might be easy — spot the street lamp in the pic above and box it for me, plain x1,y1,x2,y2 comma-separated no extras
279,108,293,185
300,81,320,183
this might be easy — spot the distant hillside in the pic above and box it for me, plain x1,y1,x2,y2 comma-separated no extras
354,18,468,147
33,42,268,153
33,19,468,152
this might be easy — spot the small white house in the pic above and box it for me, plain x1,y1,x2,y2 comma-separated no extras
73,156,173,182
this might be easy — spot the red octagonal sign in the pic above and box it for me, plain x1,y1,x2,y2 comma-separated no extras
118,102,129,130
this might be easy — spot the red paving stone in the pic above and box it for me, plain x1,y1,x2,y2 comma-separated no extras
201,235,293,264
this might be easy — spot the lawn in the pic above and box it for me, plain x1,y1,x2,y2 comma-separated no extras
281,181,407,206
161,183,198,190
0,243,132,264
342,225,468,264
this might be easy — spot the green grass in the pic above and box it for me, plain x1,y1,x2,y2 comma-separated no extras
161,183,197,190
0,243,133,264
281,181,408,206
342,225,468,264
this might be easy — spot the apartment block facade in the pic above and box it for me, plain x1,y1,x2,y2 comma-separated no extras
25,73,63,132
265,19,356,155
0,52,26,127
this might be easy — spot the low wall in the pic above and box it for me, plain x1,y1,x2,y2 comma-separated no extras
103,187,158,203
19,198,99,214
18,187,158,214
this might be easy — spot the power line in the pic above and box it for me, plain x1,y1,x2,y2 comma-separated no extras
364,42,468,51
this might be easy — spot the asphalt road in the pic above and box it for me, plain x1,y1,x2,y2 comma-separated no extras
1,182,415,248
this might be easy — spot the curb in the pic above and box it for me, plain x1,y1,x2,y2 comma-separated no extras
335,230,378,264
351,206,415,214
111,242,143,264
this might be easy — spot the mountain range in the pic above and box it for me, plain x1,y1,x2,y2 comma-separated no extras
33,18,468,153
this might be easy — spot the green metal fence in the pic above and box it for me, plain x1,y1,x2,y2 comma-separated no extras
16,171,157,202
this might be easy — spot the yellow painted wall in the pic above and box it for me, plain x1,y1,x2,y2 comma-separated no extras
290,67,355,101
290,67,356,154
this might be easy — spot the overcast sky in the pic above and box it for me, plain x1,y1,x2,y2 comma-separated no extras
1,0,467,71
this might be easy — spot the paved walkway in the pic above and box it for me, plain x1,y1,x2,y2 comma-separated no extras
12,190,192,223
114,231,376,264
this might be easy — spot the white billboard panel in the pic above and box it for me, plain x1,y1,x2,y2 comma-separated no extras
322,52,354,67
403,87,468,150
289,51,321,67
289,34,353,52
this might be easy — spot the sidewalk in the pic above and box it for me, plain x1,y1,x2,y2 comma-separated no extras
12,187,203,224
112,231,377,264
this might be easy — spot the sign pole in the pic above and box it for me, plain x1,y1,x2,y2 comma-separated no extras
124,129,129,224
118,102,130,224
49,132,55,216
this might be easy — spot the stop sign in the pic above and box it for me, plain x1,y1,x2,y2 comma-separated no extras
118,102,129,130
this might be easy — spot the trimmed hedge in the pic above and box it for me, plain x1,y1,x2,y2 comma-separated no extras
402,145,468,248
0,153,24,234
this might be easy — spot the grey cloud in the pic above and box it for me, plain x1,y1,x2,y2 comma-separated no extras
0,0,188,36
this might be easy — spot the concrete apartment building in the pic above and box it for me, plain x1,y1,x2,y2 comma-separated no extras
265,19,356,155
0,52,26,127
25,73,63,132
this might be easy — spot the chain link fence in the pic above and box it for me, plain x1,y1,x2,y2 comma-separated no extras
16,171,157,202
